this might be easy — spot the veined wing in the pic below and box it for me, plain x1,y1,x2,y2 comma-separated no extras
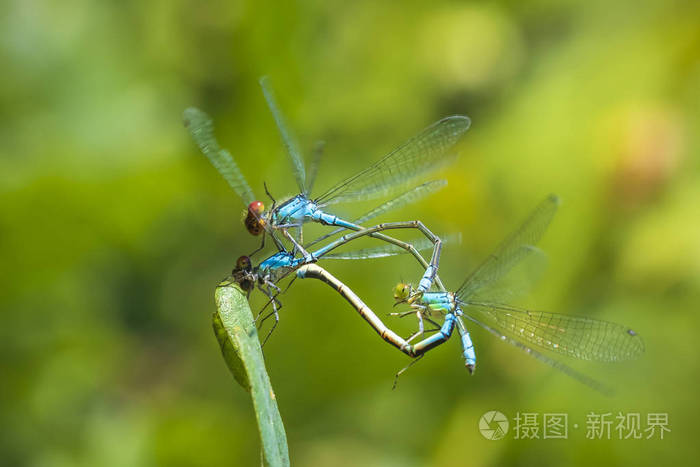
315,116,470,206
354,180,447,225
305,180,447,249
470,246,549,303
260,76,307,195
321,233,461,260
463,301,645,362
306,140,325,196
456,195,559,300
183,107,256,205
461,312,615,395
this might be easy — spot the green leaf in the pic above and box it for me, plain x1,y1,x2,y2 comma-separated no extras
213,278,290,467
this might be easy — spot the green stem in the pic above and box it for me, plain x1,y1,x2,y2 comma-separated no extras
213,278,289,467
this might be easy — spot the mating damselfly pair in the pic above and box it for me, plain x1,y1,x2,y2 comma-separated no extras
185,77,643,393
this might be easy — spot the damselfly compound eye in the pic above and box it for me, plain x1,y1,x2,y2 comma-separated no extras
248,201,264,215
245,201,266,236
235,256,252,271
393,283,411,301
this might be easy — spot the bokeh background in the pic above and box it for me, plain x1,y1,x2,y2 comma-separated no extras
2,0,699,465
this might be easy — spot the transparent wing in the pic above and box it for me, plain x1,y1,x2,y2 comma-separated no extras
354,180,447,225
305,180,447,249
321,233,461,260
306,140,325,196
460,313,615,395
183,107,256,205
315,116,470,206
470,246,549,303
260,76,307,195
456,195,559,300
462,301,645,362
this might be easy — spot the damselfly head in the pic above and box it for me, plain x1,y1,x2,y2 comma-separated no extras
244,201,266,236
234,255,252,272
248,200,264,214
393,282,412,303
231,255,255,292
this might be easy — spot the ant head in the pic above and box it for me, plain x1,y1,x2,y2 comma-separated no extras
244,201,266,236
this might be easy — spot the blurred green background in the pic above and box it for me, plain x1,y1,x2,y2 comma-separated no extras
2,0,698,465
